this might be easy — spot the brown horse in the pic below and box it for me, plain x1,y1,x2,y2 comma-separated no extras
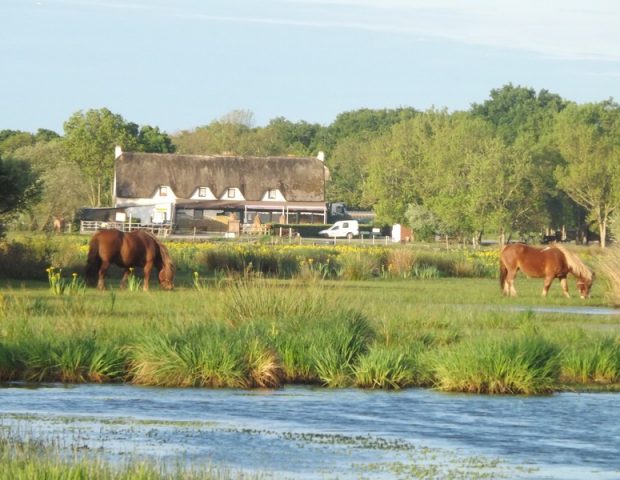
86,229,175,291
499,243,593,298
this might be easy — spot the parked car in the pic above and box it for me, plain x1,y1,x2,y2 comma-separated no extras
319,220,360,239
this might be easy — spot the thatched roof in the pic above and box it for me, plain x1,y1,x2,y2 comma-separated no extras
115,152,326,202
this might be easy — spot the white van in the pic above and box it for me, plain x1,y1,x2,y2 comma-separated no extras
319,220,360,239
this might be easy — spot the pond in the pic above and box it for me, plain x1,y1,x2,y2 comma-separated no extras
0,384,619,479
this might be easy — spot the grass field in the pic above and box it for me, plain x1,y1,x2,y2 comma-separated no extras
1,272,618,394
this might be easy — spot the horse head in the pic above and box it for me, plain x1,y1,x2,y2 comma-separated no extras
576,272,594,299
158,261,175,290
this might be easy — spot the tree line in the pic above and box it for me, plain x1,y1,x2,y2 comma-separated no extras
1,84,619,246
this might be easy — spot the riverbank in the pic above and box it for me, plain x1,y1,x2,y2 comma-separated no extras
1,279,618,394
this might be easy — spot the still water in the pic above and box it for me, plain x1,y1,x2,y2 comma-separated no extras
0,384,618,479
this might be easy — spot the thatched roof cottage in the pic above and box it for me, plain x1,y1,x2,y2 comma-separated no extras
113,148,328,229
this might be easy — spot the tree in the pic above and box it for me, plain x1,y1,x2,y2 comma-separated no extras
137,125,175,153
554,101,620,247
0,156,42,235
0,130,35,157
12,139,90,230
63,108,140,207
325,136,372,208
471,83,566,145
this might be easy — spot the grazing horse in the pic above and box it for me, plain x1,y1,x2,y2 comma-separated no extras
86,229,175,291
499,243,593,298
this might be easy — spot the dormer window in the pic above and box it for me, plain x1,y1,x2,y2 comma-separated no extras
159,186,168,197
267,189,277,200
227,188,236,199
198,187,208,198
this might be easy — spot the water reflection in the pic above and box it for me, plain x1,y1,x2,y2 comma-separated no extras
0,384,618,479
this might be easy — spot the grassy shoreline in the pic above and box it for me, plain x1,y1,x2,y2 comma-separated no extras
1,278,618,394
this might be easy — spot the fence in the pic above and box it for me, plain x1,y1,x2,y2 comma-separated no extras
79,221,172,237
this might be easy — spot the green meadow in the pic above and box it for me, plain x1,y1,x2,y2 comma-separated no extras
0,234,619,395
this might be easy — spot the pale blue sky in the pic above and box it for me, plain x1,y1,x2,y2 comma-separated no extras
2,0,619,134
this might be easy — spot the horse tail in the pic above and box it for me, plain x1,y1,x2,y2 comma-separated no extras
553,244,593,282
499,250,508,291
86,233,102,286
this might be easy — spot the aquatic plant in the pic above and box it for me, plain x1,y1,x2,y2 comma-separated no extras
431,334,560,395
560,336,620,384
353,345,415,389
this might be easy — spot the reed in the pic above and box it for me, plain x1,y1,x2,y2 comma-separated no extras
128,325,247,388
353,345,416,389
431,334,560,394
0,429,257,480
0,272,617,393
596,245,620,305
310,312,374,387
560,336,620,384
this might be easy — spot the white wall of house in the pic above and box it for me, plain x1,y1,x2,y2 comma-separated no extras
260,189,285,201
115,186,177,223
220,187,245,201
190,187,217,200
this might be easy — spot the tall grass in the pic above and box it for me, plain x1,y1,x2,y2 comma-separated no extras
431,335,560,394
596,245,620,306
560,336,620,384
0,273,617,393
353,345,417,389
0,429,257,480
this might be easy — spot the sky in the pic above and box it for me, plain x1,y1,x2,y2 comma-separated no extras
2,0,620,134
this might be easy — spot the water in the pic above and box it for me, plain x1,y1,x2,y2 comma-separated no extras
0,384,619,479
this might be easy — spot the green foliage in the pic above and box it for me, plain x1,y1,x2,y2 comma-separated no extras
471,83,566,145
353,345,416,389
0,275,617,393
137,125,175,153
431,335,560,394
0,157,42,232
10,139,90,231
0,432,244,480
560,336,620,384
0,238,52,279
553,100,620,247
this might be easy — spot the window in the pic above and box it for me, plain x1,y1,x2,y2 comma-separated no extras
227,188,236,198
159,186,168,197
198,187,208,198
267,189,277,200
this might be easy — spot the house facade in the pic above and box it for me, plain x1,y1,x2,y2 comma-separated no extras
113,147,328,230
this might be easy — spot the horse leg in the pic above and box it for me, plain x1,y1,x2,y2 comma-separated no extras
143,261,152,291
560,277,570,298
504,269,518,296
542,276,554,297
98,261,111,290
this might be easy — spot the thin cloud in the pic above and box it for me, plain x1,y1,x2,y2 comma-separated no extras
50,0,620,61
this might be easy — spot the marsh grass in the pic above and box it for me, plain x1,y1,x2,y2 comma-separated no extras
596,245,620,306
431,335,560,394
0,429,258,480
560,336,620,384
353,345,416,389
0,275,617,393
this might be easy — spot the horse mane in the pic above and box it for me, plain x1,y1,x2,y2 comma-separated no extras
552,244,593,282
140,230,175,273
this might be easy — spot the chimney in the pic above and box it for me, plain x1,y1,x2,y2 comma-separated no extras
115,145,123,159
317,151,325,162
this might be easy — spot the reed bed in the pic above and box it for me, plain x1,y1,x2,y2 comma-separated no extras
0,276,618,394
0,429,256,480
